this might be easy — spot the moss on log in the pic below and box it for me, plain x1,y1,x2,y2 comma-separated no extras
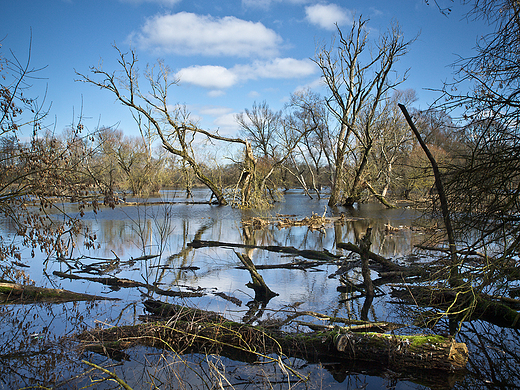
78,300,467,374
0,282,119,304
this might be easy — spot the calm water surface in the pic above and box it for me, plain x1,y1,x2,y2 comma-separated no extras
0,189,516,389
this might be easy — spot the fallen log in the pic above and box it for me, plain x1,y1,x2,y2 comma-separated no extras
337,241,425,276
0,282,119,304
235,259,325,270
52,271,205,298
78,300,468,374
188,239,340,262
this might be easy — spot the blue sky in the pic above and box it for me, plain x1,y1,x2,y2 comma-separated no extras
2,0,489,139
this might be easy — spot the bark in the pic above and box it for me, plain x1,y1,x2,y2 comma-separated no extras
0,282,119,304
399,104,459,286
188,239,340,262
234,251,278,302
78,300,468,373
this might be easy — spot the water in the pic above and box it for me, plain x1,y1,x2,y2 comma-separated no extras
0,189,517,389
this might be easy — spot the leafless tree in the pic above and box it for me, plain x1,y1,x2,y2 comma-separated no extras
284,89,332,199
314,17,414,207
234,100,314,207
77,46,250,206
236,101,281,159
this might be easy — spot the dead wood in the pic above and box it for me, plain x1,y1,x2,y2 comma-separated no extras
52,271,205,298
0,282,119,304
360,228,375,300
235,259,325,270
337,241,421,274
188,239,340,262
77,300,468,374
234,251,278,302
241,213,358,231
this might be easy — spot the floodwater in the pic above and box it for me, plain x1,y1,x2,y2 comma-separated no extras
0,189,518,389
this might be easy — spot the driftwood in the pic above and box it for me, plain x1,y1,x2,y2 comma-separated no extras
0,282,119,304
236,259,325,270
188,239,340,262
242,213,358,231
234,252,278,302
78,299,468,377
337,241,424,275
53,271,205,298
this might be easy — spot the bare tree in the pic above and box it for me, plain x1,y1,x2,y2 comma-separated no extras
428,0,520,289
283,89,331,198
234,100,314,207
367,89,417,203
314,17,414,207
77,47,249,206
236,101,281,159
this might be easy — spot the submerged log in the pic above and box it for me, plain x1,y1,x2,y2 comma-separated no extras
53,271,205,298
0,282,119,303
78,300,468,374
337,241,424,275
188,239,340,262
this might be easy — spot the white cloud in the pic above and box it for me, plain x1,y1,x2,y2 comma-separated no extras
294,77,326,94
176,58,317,90
236,58,317,79
305,3,352,30
130,12,282,57
199,106,234,117
176,65,238,89
213,113,241,135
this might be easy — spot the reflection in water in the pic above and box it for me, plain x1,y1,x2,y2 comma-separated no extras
1,190,518,388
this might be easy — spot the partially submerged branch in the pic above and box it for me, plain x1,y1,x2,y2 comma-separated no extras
234,251,278,302
188,239,341,262
0,282,119,304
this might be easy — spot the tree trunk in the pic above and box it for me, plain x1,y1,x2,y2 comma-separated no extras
399,104,459,286
234,251,278,302
79,300,468,374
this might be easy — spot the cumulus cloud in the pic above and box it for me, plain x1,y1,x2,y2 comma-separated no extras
213,112,240,129
130,12,282,57
236,58,317,79
199,106,234,117
176,65,238,89
305,3,352,30
176,58,317,90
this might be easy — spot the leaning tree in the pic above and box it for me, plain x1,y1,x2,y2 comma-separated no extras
77,47,254,206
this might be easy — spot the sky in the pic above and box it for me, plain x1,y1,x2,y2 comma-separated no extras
2,0,490,141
